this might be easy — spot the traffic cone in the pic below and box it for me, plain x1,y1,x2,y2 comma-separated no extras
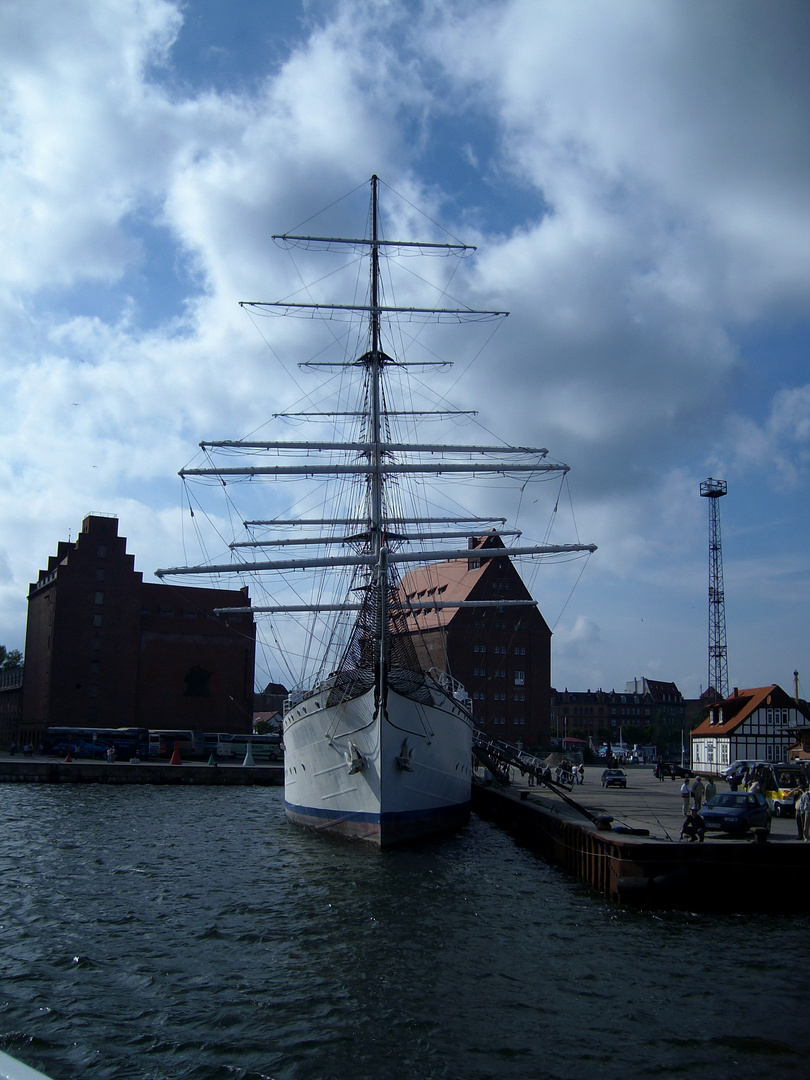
242,743,255,767
207,752,217,766
169,740,182,765
64,745,72,763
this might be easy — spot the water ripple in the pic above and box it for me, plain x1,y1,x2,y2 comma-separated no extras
0,786,808,1079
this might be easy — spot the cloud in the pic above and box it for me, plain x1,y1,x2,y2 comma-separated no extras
0,0,185,291
721,383,810,485
0,0,808,697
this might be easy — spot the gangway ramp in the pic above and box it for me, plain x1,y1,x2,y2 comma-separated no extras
472,732,613,830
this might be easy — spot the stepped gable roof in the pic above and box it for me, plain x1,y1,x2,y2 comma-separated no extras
691,685,780,736
398,532,531,633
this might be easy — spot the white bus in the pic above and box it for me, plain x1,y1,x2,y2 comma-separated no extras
204,732,283,761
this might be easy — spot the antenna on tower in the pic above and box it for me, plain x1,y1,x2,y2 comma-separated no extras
700,477,729,700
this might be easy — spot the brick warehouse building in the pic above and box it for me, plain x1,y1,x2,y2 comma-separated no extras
398,533,552,747
550,678,687,754
20,514,255,745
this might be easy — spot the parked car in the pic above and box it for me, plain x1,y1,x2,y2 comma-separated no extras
654,762,696,779
698,792,771,837
722,760,765,785
746,763,806,816
601,769,627,788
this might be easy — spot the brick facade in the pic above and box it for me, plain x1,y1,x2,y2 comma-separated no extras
398,534,552,747
551,678,687,753
19,514,255,745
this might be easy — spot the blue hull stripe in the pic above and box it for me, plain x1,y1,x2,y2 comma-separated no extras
285,799,470,827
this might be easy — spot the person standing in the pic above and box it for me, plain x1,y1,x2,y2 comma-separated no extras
704,777,717,805
797,787,810,842
789,788,805,839
691,777,705,811
680,779,691,815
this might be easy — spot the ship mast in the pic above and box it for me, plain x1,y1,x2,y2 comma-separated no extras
155,177,597,678
369,174,383,556
369,176,387,696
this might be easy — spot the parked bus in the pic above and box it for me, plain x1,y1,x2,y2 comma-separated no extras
147,729,204,759
206,732,283,761
44,727,149,759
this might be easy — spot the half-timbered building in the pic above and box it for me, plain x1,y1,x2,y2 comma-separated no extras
690,684,810,775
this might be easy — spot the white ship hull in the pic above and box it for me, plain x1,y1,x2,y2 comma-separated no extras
283,680,473,846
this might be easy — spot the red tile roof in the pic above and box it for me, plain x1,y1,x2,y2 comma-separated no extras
691,685,779,736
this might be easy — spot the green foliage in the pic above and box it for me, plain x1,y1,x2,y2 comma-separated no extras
0,646,23,671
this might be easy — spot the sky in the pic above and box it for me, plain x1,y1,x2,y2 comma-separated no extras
1,0,809,701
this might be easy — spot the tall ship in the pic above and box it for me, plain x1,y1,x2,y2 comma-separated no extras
157,176,595,845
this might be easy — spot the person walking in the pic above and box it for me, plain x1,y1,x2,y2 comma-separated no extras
680,779,691,815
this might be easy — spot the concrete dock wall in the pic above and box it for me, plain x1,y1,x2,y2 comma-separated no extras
0,759,283,786
472,780,810,911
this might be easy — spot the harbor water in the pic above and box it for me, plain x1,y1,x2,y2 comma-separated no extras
1,785,808,1080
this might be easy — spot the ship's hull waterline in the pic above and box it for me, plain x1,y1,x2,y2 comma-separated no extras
283,682,474,846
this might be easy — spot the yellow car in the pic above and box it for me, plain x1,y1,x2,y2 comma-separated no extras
747,763,807,817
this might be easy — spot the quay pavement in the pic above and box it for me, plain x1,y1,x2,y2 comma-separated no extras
499,762,802,843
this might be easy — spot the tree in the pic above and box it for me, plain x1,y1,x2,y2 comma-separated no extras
0,646,23,671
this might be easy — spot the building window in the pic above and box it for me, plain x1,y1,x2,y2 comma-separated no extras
95,569,105,581
97,546,106,557
94,591,104,605
184,666,212,698
93,615,103,628
514,670,525,686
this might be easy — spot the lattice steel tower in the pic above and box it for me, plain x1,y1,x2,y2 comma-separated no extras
700,478,729,700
